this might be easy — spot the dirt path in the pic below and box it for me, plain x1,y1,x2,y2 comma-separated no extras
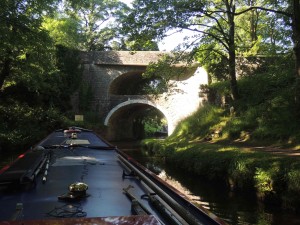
208,140,300,157
246,146,300,157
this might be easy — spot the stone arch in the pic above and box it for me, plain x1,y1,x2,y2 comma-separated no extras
104,99,174,138
109,70,145,95
77,51,208,140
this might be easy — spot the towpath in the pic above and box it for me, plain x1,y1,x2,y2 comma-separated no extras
245,146,300,157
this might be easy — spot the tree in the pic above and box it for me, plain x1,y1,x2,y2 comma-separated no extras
0,0,58,92
234,0,300,114
291,0,300,115
123,0,250,100
63,0,130,51
42,16,81,49
124,0,297,102
0,0,80,151
0,0,84,111
236,1,292,55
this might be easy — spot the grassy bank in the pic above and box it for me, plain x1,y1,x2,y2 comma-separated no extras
141,69,300,211
143,138,300,211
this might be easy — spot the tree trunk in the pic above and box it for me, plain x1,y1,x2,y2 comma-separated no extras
228,48,239,101
293,0,300,116
227,1,239,101
249,0,259,42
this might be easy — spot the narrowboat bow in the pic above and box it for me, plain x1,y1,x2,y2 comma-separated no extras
0,128,227,225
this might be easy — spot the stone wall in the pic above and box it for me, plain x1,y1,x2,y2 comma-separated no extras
80,51,179,66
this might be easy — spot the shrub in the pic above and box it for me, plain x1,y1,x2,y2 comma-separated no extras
0,102,71,153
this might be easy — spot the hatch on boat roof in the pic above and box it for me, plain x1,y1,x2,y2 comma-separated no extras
64,127,82,133
65,139,90,145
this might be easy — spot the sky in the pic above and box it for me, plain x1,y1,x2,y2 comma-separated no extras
158,30,196,52
158,31,187,52
120,0,133,6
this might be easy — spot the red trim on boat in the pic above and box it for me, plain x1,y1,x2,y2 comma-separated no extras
18,154,25,159
0,150,30,175
0,165,10,175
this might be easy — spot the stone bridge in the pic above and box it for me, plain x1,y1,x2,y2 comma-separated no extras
76,51,208,141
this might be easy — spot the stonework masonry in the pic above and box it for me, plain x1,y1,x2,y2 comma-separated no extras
76,51,208,140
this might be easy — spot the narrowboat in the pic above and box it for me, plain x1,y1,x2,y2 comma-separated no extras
0,128,227,225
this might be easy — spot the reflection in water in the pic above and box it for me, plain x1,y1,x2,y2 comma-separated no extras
156,170,211,210
162,164,263,225
124,149,300,225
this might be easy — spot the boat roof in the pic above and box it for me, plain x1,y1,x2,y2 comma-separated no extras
0,128,226,225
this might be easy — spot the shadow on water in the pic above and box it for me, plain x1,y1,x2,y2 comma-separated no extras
120,147,300,225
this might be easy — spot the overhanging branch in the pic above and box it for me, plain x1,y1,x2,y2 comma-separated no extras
180,26,229,51
235,6,292,17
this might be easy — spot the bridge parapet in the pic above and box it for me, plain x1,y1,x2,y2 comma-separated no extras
81,51,173,66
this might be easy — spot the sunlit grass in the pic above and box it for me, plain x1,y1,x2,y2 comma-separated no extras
144,136,300,209
217,146,239,152
142,69,300,210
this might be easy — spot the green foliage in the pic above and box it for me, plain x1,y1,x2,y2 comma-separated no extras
124,0,294,100
141,53,195,95
125,39,159,51
142,117,167,137
0,0,58,89
42,16,80,49
142,52,300,209
228,153,256,189
195,43,229,82
0,1,84,154
131,108,167,139
287,169,300,193
196,55,299,142
168,104,226,141
144,136,300,209
0,101,71,152
141,138,169,156
254,168,275,193
63,0,130,51
280,163,300,210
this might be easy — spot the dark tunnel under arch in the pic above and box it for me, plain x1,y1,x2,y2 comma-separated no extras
104,100,169,141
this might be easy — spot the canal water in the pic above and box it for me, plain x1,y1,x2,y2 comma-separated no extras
117,144,300,225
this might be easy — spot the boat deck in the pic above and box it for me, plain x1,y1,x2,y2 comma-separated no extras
0,130,161,224
0,129,226,225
